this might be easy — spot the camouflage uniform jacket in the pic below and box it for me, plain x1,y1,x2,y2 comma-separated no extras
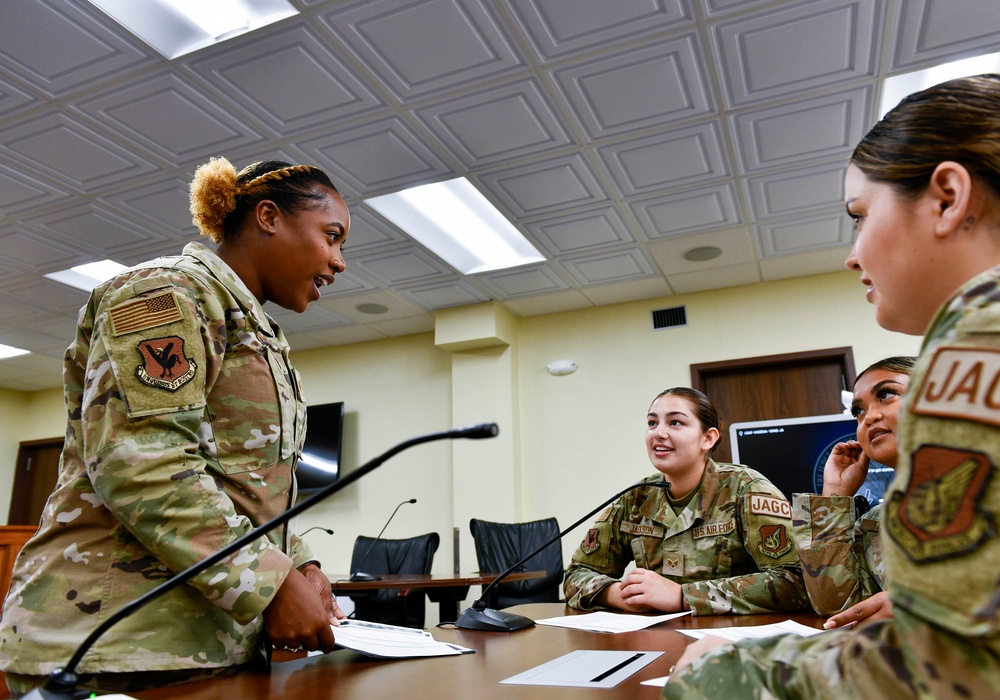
0,242,314,676
665,266,1000,699
563,462,810,615
793,495,884,615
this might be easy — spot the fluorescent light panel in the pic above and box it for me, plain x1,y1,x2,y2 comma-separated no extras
880,51,1000,118
365,178,545,275
87,0,298,59
0,344,29,360
45,259,128,292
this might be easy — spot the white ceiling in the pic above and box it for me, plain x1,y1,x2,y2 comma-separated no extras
1,0,998,391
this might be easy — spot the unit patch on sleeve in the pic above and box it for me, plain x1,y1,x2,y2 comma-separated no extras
757,524,791,558
912,346,1000,427
580,528,600,555
749,494,792,519
886,445,995,563
109,290,183,337
136,336,197,391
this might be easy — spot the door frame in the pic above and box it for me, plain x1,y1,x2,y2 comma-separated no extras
690,347,856,393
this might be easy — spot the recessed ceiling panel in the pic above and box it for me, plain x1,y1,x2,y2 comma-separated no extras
98,177,195,239
76,72,265,168
185,25,384,135
598,122,729,196
713,0,880,107
666,261,761,294
889,0,1000,69
476,264,571,298
394,278,491,310
0,74,40,118
647,226,756,275
477,153,608,218
0,112,159,192
26,203,169,259
0,228,88,274
629,183,742,239
731,87,871,172
0,159,71,215
414,78,572,168
745,161,848,220
505,0,692,59
524,205,634,256
4,278,90,314
755,209,854,256
559,246,658,287
552,33,713,139
0,0,153,97
298,117,452,198
342,208,409,253
322,0,524,100
348,245,454,286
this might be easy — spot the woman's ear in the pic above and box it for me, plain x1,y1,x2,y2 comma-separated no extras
927,161,974,238
702,427,720,452
254,199,280,234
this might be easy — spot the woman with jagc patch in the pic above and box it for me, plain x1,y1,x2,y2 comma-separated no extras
563,387,810,615
666,74,1000,699
0,157,349,697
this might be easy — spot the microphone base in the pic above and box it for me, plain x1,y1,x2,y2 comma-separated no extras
349,572,382,582
455,606,535,631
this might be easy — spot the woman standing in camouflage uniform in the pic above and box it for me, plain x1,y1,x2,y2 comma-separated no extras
795,356,914,624
666,74,1000,699
564,387,810,616
0,157,348,696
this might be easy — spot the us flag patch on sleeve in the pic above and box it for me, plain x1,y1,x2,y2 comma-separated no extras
109,291,183,336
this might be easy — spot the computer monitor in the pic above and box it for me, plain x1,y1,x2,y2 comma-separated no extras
297,401,345,494
729,413,893,507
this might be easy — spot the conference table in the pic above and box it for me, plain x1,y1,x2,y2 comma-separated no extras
132,603,827,699
328,571,546,621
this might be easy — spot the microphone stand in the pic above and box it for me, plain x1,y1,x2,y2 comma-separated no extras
27,422,499,699
350,498,417,582
454,480,671,632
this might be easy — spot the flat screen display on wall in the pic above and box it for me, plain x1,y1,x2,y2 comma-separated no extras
297,401,345,494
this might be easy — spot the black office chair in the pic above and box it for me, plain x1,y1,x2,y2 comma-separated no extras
469,517,563,609
348,532,440,628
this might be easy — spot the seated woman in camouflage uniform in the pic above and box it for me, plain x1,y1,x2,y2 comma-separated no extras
0,157,349,697
795,356,914,625
563,387,810,616
666,74,1000,699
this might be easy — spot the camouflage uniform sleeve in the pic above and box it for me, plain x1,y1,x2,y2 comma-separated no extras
563,501,631,609
793,493,880,615
289,533,318,570
85,275,294,625
681,480,810,615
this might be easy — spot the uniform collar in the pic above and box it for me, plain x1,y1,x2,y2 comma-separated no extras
643,460,720,535
183,241,276,336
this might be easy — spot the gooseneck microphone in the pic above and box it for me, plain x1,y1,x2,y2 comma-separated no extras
300,526,335,537
454,480,671,632
27,422,499,700
350,498,417,582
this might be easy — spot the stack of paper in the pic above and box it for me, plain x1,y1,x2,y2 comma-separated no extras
678,619,824,641
310,619,475,658
535,610,692,633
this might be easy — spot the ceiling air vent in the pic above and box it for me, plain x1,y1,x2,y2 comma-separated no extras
651,305,687,330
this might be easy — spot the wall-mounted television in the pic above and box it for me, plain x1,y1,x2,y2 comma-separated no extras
297,401,345,494
729,413,894,507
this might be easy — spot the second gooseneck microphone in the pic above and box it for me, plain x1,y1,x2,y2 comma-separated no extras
349,498,417,582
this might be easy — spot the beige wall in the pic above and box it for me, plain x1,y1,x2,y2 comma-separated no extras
0,270,921,621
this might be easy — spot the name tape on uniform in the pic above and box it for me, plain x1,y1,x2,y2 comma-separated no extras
749,495,791,519
912,346,1000,427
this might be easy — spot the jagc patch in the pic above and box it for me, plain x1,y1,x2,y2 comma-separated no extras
912,346,1000,427
109,290,182,337
749,494,792,519
136,336,197,391
886,445,995,563
580,528,600,555
758,524,791,558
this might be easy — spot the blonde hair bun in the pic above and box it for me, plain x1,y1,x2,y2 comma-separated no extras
189,156,238,243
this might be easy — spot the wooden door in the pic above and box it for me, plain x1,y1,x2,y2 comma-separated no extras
691,347,855,463
8,438,63,526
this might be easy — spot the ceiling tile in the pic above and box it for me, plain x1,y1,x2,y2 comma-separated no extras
755,209,854,257
97,176,195,239
889,0,1000,69
316,289,428,323
744,161,848,220
628,182,742,239
712,0,881,108
551,33,714,139
598,121,729,196
395,278,491,310
414,77,573,168
0,158,72,215
666,261,761,293
759,245,854,281
25,202,170,261
474,264,571,298
0,227,88,274
647,226,756,275
476,153,609,218
558,246,659,286
322,0,525,100
579,276,672,305
505,0,693,59
523,205,635,256
348,245,454,286
501,288,593,316
731,87,872,173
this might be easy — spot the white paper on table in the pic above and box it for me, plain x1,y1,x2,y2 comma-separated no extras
534,610,692,633
641,675,670,687
678,619,824,641
501,650,662,688
309,619,475,658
